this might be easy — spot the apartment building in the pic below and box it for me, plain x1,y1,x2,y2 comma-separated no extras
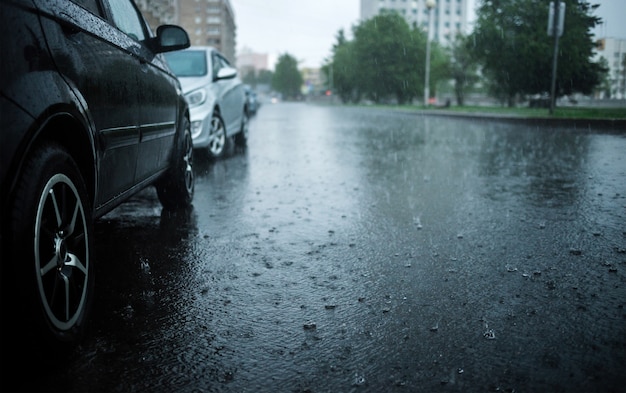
360,0,468,46
136,0,237,64
595,37,626,99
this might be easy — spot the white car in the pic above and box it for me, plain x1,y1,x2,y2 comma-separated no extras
165,46,249,159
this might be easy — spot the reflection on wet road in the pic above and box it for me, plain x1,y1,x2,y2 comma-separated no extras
35,104,626,392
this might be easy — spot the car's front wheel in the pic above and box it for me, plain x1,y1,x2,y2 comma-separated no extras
5,142,94,348
207,112,228,159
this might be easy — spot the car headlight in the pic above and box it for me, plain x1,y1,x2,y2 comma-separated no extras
185,89,207,108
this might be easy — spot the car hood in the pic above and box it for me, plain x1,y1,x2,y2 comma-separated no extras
177,76,212,94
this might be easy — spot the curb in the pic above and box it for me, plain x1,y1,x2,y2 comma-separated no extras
392,109,626,132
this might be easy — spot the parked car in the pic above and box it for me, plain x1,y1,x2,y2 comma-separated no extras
0,0,194,349
164,46,249,159
244,84,260,116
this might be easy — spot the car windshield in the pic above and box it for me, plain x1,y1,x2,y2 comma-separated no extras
164,50,207,77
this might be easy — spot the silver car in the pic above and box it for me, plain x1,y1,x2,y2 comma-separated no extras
164,46,249,159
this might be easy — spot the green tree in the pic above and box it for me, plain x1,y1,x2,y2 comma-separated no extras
326,29,361,103
242,71,257,86
272,53,303,100
352,13,425,104
326,12,449,105
257,69,274,86
242,69,274,89
448,33,479,106
471,0,605,106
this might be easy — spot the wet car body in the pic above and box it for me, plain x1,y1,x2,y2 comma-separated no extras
0,0,193,350
164,46,249,159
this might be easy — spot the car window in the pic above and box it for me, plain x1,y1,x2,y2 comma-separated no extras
163,50,208,77
220,56,231,69
211,52,222,80
105,0,146,41
71,0,102,16
211,53,231,79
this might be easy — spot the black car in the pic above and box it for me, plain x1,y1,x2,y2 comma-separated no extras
0,0,194,349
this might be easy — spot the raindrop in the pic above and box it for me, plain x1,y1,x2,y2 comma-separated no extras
140,258,150,274
483,320,495,339
413,216,423,229
352,373,366,386
119,304,134,321
222,371,235,382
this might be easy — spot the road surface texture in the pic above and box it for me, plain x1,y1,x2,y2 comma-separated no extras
4,103,625,392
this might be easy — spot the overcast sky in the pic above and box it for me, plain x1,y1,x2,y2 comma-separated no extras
232,0,626,69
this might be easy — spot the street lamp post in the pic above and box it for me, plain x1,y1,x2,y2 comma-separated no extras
424,0,436,106
548,1,565,115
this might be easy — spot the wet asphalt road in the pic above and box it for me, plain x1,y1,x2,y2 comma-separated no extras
9,103,626,392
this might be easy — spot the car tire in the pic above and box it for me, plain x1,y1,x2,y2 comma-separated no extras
207,111,228,159
234,110,249,148
156,118,194,210
5,142,94,348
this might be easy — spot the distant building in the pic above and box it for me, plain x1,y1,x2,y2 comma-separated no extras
595,37,626,99
237,47,269,78
137,0,237,64
360,0,468,46
136,0,177,26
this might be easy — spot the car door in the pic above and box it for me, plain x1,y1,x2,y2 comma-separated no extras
134,49,180,182
211,52,243,135
103,0,179,184
38,0,140,207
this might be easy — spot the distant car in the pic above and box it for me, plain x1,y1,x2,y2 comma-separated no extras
164,46,249,159
244,85,260,116
0,0,193,348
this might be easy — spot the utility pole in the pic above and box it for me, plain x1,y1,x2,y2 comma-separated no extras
548,1,565,115
423,0,436,107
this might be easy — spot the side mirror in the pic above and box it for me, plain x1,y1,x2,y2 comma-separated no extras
215,67,237,81
148,25,190,54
